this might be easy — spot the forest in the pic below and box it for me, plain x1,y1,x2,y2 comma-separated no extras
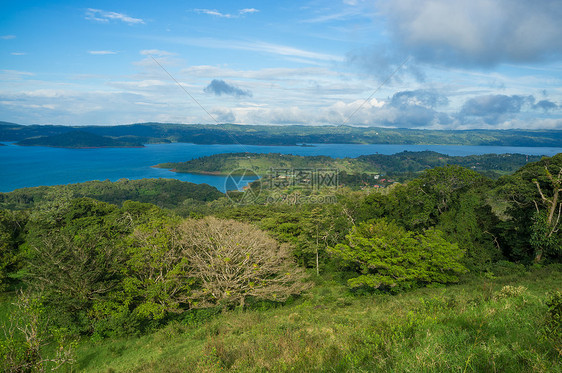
0,152,561,371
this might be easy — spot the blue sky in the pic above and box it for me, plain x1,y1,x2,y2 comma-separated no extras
1,0,561,129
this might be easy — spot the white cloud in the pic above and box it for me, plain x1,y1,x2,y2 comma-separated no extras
1,69,34,76
10,52,26,56
181,66,344,86
85,8,144,25
194,8,260,18
0,35,16,40
240,8,259,15
139,34,344,65
140,49,175,57
88,50,117,55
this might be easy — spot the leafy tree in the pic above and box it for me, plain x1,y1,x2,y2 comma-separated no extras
436,190,503,269
119,216,193,320
498,154,562,262
179,217,310,309
23,198,143,332
331,219,467,291
0,209,26,291
386,165,490,231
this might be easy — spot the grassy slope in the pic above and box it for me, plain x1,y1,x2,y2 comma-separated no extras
75,265,562,372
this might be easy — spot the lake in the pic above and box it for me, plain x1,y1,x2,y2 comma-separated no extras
1,142,561,193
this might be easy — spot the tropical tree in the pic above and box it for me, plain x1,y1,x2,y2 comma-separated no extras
179,217,310,309
120,216,193,320
498,154,562,262
331,219,467,291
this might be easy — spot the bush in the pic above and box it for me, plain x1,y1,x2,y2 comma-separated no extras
544,291,562,346
493,285,527,300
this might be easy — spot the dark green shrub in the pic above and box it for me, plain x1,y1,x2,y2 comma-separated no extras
544,291,562,344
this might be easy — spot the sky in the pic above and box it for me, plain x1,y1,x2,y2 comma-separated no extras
1,0,561,129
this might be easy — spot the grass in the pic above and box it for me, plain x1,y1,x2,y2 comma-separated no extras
68,265,562,372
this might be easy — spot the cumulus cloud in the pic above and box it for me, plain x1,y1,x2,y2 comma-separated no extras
390,89,448,108
211,108,236,123
533,99,558,111
85,8,144,25
379,0,562,67
459,94,534,124
204,79,252,98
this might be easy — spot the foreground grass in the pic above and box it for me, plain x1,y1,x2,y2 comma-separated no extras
72,265,561,372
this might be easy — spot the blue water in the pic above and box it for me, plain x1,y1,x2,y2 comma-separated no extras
1,142,561,193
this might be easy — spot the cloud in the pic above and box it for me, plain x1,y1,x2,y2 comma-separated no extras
204,79,252,97
0,35,16,40
346,46,423,83
211,108,236,123
10,52,26,56
459,94,534,124
140,49,175,57
240,8,259,15
533,99,558,111
379,0,562,67
141,35,343,64
194,8,259,18
85,8,144,25
88,50,117,55
1,69,34,76
390,89,448,109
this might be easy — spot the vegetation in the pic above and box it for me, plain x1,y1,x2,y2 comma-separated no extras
69,266,562,371
157,151,541,181
0,151,561,372
0,178,223,211
3,120,562,146
179,217,310,309
331,219,467,291
16,130,144,148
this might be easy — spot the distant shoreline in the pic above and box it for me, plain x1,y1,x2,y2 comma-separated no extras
15,143,145,149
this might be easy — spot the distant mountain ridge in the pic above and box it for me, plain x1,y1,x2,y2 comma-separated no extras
16,130,144,148
2,121,562,147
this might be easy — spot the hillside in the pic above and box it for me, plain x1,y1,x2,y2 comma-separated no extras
16,131,144,148
1,154,561,372
0,178,224,210
3,121,562,147
156,151,542,180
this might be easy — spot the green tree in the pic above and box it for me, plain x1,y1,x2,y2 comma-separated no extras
386,165,490,231
331,219,467,291
120,216,193,320
498,154,562,262
0,209,26,291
